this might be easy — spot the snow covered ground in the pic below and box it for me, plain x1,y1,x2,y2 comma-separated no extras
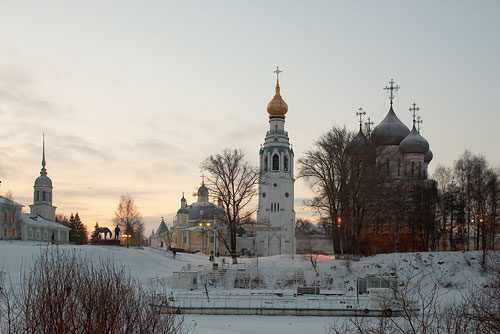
0,240,492,334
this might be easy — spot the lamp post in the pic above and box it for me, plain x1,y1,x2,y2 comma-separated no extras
123,234,130,248
337,217,343,257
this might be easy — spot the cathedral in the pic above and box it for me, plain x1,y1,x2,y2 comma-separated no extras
347,80,437,254
0,136,70,243
254,68,296,256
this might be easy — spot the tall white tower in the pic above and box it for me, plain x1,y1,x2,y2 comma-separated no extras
256,68,296,256
29,134,56,221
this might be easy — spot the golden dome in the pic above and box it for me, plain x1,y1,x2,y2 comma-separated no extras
267,81,288,118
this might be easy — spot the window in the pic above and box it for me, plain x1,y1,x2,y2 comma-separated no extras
264,155,268,171
272,154,280,171
398,159,401,176
418,162,422,177
3,227,6,237
29,229,33,239
11,212,14,223
36,191,39,201
44,231,48,240
11,228,14,237
43,191,46,201
284,155,289,171
3,212,6,222
36,231,40,240
49,192,52,202
411,161,415,177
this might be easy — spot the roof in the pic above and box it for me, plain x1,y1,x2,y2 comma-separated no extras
188,201,224,222
155,220,169,235
0,196,24,207
20,213,71,230
371,107,410,147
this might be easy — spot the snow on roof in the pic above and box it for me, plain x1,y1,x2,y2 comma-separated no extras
0,195,24,207
20,213,71,230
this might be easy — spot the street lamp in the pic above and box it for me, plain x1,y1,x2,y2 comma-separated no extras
337,217,343,257
123,234,130,248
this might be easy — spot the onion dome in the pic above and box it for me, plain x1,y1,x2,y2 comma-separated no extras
347,129,376,160
267,81,288,118
399,126,430,155
370,107,410,147
424,149,433,163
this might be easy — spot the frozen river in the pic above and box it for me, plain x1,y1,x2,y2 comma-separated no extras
186,315,337,334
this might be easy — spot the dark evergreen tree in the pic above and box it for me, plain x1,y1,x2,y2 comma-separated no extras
73,213,87,245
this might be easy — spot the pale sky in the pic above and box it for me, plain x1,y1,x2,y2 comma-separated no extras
0,1,499,234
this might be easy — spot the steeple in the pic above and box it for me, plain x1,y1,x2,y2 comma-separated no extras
31,133,56,221
41,133,47,177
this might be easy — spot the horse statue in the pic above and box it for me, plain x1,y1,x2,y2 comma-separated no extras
95,227,112,240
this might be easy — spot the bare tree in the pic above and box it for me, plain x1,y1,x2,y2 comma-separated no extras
201,149,259,264
113,194,145,246
298,126,354,254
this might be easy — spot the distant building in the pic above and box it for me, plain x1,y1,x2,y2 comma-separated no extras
1,136,70,243
150,218,170,248
170,182,228,255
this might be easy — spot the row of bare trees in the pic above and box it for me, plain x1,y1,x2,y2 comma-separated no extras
0,249,187,334
433,150,500,255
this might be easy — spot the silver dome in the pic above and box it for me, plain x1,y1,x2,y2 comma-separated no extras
188,202,224,221
399,126,429,155
35,175,52,187
424,149,433,163
347,130,376,160
371,107,410,147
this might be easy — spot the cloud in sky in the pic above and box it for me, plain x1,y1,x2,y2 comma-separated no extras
0,1,499,234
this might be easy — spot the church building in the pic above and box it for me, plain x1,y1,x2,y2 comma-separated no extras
170,181,228,255
1,136,70,243
255,68,296,256
348,79,437,254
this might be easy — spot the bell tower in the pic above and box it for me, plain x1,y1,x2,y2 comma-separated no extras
256,67,296,256
29,134,56,221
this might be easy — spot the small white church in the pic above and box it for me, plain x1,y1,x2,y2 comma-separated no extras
0,136,70,243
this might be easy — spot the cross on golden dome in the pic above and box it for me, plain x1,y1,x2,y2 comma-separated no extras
273,66,282,82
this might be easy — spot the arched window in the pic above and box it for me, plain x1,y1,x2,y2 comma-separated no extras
264,155,268,171
3,212,6,222
42,191,46,201
418,162,422,177
386,159,390,175
284,155,289,171
36,191,39,201
411,161,415,177
272,154,279,171
398,159,401,176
